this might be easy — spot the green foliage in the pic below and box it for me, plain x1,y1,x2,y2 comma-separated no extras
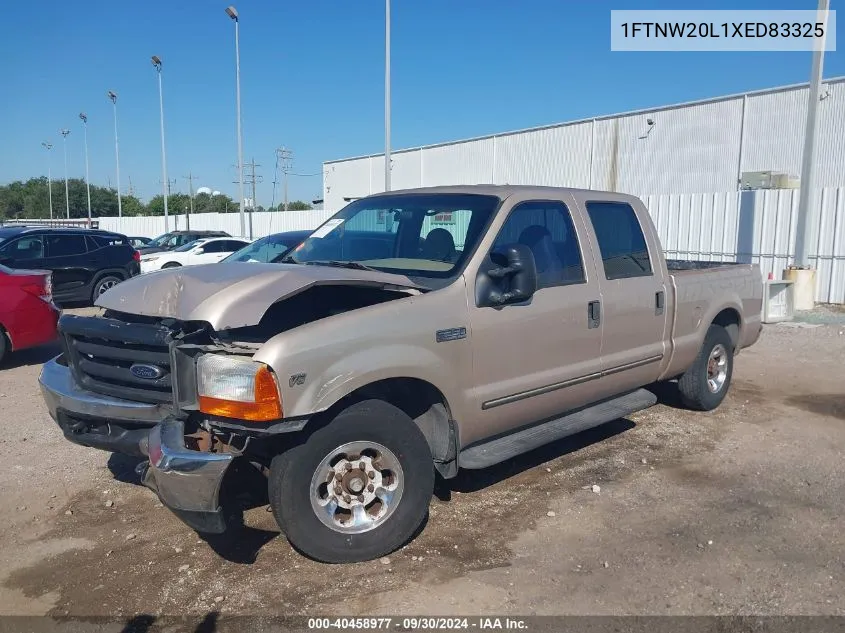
268,200,313,212
0,178,238,220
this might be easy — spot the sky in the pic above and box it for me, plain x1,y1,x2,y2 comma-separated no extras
1,0,842,207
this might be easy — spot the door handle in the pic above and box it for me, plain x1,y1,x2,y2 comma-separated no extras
588,300,601,329
655,291,665,316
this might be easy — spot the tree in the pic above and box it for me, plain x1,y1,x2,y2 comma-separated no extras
268,200,312,212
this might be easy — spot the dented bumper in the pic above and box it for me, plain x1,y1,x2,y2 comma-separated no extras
143,418,234,534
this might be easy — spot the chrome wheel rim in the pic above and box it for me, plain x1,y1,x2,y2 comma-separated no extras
96,279,119,298
309,441,404,535
707,343,728,393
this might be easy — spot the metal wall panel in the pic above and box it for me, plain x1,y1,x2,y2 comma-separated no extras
493,123,592,187
420,138,495,187
324,156,371,211
391,149,422,191
593,98,743,197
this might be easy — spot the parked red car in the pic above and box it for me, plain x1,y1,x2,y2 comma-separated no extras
0,264,60,365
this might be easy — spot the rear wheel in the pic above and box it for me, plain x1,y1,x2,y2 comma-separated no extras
91,274,123,303
269,399,434,563
678,324,734,411
0,326,8,366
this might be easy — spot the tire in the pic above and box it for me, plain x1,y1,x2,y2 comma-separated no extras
161,262,181,269
91,274,123,304
269,399,434,563
678,324,734,411
0,326,8,366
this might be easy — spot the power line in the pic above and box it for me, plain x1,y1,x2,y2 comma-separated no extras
235,158,261,238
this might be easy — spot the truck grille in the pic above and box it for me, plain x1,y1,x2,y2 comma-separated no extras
59,314,174,404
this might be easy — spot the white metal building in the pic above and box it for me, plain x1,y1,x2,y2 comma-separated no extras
322,77,845,211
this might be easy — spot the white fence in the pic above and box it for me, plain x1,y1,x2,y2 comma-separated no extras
97,209,336,240
71,186,845,305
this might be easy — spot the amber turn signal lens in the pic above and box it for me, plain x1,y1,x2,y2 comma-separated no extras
198,362,283,422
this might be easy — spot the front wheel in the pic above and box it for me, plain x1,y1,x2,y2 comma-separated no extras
678,324,734,411
269,399,434,563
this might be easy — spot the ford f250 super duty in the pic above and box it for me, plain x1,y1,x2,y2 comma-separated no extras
39,185,763,563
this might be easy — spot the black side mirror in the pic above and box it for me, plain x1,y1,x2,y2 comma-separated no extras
476,244,539,307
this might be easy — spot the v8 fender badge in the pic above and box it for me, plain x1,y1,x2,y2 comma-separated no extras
289,373,306,388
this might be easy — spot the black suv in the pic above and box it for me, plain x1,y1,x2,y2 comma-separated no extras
137,230,231,255
0,227,140,305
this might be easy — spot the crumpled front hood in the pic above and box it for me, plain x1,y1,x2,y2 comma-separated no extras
96,263,424,330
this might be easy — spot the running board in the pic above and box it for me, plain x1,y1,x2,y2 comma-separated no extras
459,389,657,470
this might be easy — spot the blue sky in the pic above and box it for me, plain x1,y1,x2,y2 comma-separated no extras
1,0,842,206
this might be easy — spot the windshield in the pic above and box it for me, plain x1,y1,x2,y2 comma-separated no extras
146,232,175,248
283,193,500,280
173,239,204,252
223,233,303,263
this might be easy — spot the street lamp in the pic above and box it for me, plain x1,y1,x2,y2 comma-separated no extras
152,55,170,231
41,142,54,220
226,5,246,238
79,113,92,224
60,129,71,219
107,91,123,219
384,0,391,192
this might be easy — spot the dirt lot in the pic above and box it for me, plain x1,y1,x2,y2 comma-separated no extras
1,311,844,619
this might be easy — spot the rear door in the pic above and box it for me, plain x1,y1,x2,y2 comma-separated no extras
467,196,605,442
44,233,91,300
576,196,669,393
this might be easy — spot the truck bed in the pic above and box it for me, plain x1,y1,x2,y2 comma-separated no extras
666,259,747,271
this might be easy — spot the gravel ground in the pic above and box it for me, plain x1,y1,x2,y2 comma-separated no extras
0,312,843,619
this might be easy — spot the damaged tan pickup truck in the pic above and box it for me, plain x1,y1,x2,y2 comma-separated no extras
39,185,762,563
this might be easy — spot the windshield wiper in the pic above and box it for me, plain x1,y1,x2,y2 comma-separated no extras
303,260,381,272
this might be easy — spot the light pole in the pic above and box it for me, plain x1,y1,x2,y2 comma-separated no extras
41,142,54,220
61,129,71,218
384,0,391,191
152,55,170,231
79,113,92,224
226,5,246,238
107,91,123,219
794,0,831,269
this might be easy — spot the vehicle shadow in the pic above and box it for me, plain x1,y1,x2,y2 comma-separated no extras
107,452,147,486
120,612,220,633
644,380,685,409
1,341,61,369
436,417,636,498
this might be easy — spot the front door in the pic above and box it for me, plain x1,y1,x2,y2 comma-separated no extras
579,198,669,394
466,198,604,446
0,234,46,271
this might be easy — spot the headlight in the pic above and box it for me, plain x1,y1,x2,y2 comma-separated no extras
197,355,283,422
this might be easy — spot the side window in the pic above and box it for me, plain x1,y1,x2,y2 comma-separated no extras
227,240,249,251
585,201,653,280
491,200,585,288
46,234,88,258
201,241,225,253
0,236,44,259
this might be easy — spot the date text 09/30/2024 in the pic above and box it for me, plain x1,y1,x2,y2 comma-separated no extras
307,618,529,630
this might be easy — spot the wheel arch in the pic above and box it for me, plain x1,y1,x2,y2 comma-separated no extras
310,377,459,478
711,307,742,349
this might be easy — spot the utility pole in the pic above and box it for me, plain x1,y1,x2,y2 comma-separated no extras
384,0,392,191
236,158,261,239
127,177,136,198
272,147,293,211
183,171,198,230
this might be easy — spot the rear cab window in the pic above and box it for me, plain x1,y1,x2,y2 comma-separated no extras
584,201,653,280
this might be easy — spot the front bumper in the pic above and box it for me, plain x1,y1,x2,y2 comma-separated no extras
39,356,169,455
144,417,234,534
40,357,234,533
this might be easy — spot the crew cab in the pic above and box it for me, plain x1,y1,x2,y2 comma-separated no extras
39,186,763,563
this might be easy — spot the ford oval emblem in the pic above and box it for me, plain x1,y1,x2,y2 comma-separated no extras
130,363,165,380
